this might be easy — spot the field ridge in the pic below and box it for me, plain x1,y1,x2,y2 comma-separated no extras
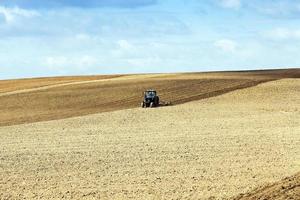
233,172,300,200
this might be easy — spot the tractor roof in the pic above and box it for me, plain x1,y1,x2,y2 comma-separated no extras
145,89,156,92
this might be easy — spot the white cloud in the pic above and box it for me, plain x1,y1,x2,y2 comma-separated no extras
249,1,300,16
75,34,91,41
45,55,99,71
126,56,162,67
218,0,241,9
0,6,39,23
117,40,133,50
77,55,98,67
263,28,300,40
214,39,237,52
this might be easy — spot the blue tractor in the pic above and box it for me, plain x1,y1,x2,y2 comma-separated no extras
141,90,160,108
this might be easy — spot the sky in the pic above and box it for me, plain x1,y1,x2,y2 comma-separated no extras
0,0,300,79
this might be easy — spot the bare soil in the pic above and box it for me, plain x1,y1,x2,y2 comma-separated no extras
0,76,299,199
0,69,299,127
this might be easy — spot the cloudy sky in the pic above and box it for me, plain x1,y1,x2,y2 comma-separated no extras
0,0,300,79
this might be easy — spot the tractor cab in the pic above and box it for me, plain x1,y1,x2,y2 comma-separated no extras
144,90,156,99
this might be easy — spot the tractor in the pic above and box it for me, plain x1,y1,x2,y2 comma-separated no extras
141,89,160,108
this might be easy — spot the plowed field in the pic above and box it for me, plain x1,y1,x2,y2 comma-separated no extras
0,69,299,199
0,69,299,127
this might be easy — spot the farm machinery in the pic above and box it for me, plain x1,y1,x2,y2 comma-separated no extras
141,89,171,108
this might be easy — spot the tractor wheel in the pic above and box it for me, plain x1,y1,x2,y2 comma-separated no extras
150,102,154,108
141,102,144,108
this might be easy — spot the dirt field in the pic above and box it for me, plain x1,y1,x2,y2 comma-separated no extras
0,75,299,199
0,69,299,127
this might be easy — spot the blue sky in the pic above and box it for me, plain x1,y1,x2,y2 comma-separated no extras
0,0,300,79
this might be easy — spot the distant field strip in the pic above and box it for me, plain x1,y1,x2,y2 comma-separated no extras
0,75,124,93
0,80,109,97
0,74,175,97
